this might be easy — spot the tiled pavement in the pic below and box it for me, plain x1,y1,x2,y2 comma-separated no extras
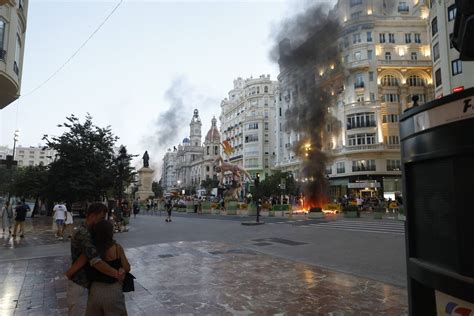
0,241,408,315
1,216,79,249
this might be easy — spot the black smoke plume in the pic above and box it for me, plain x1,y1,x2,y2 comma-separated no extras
272,3,343,207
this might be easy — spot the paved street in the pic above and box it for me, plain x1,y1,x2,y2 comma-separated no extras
0,213,408,315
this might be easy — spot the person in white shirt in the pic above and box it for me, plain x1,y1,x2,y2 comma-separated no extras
53,203,68,240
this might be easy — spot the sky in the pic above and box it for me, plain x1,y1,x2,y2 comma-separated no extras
0,0,322,177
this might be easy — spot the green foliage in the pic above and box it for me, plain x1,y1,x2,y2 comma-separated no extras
42,114,134,204
12,165,49,199
250,171,299,198
152,181,163,198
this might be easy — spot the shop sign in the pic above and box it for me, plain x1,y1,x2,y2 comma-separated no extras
435,290,474,316
347,182,380,189
413,96,474,133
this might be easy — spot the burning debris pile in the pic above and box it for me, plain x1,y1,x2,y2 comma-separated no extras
272,3,344,209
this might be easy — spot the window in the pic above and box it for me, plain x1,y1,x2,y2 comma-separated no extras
411,52,417,60
336,162,345,174
387,160,401,171
433,42,440,61
344,37,349,48
389,33,395,43
355,73,364,88
414,33,421,43
382,114,399,123
435,68,442,87
344,55,349,63
381,75,398,86
408,75,424,86
348,134,376,146
264,86,268,93
14,35,21,75
367,50,373,60
351,11,362,19
352,160,376,172
382,94,400,103
369,71,374,81
350,0,363,6
248,122,259,130
370,93,375,101
356,94,365,103
366,32,372,42
452,59,462,76
326,166,332,175
398,2,409,12
206,146,210,155
206,166,210,172
354,51,361,61
432,17,438,36
353,33,361,44
387,135,400,145
385,52,392,61
405,33,412,43
0,20,5,52
448,4,457,22
245,134,258,143
409,94,426,103
215,146,219,155
264,122,269,130
346,113,376,130
379,33,386,43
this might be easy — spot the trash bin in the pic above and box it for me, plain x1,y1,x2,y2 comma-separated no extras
400,88,474,315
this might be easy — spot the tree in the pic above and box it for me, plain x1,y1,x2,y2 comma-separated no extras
152,181,163,198
250,171,299,198
112,145,137,201
43,114,119,205
12,165,49,200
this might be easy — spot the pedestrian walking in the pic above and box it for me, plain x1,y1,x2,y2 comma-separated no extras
64,203,125,316
165,197,172,222
53,202,68,240
133,199,140,218
1,200,13,234
12,199,28,238
65,208,74,239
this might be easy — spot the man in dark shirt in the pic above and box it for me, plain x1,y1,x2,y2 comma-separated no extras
12,200,28,238
65,202,124,316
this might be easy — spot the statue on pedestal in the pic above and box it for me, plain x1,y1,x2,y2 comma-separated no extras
142,151,150,168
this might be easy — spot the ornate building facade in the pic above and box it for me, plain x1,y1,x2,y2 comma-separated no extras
164,110,221,193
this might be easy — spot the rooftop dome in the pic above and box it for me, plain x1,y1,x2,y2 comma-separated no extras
205,117,220,143
182,137,190,144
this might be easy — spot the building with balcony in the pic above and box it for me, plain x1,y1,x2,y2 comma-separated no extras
161,149,177,191
0,145,56,167
274,0,434,199
326,0,434,199
219,75,279,187
0,0,28,109
426,0,474,97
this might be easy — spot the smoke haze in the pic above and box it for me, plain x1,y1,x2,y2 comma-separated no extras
272,2,343,206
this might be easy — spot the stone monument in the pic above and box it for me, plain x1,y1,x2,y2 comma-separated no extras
135,151,155,201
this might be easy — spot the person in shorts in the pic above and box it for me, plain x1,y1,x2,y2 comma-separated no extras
165,197,173,222
12,200,28,238
53,202,68,240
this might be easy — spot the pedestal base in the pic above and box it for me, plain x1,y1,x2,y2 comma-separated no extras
135,191,155,201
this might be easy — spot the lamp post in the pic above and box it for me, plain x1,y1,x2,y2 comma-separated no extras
117,147,128,205
7,130,20,204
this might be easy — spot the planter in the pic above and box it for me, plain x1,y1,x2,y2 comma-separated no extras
344,211,359,218
247,204,257,216
273,211,284,217
308,212,325,219
238,209,249,216
268,211,275,217
202,208,211,214
373,212,384,219
261,210,269,217
212,209,221,215
397,214,406,221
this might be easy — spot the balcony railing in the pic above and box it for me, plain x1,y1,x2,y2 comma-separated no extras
346,59,370,70
329,144,400,155
347,122,376,130
354,82,365,89
0,49,6,61
379,59,432,67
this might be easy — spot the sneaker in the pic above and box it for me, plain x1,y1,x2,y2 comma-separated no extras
20,235,24,238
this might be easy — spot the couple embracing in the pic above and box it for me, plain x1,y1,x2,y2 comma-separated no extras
65,203,132,316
